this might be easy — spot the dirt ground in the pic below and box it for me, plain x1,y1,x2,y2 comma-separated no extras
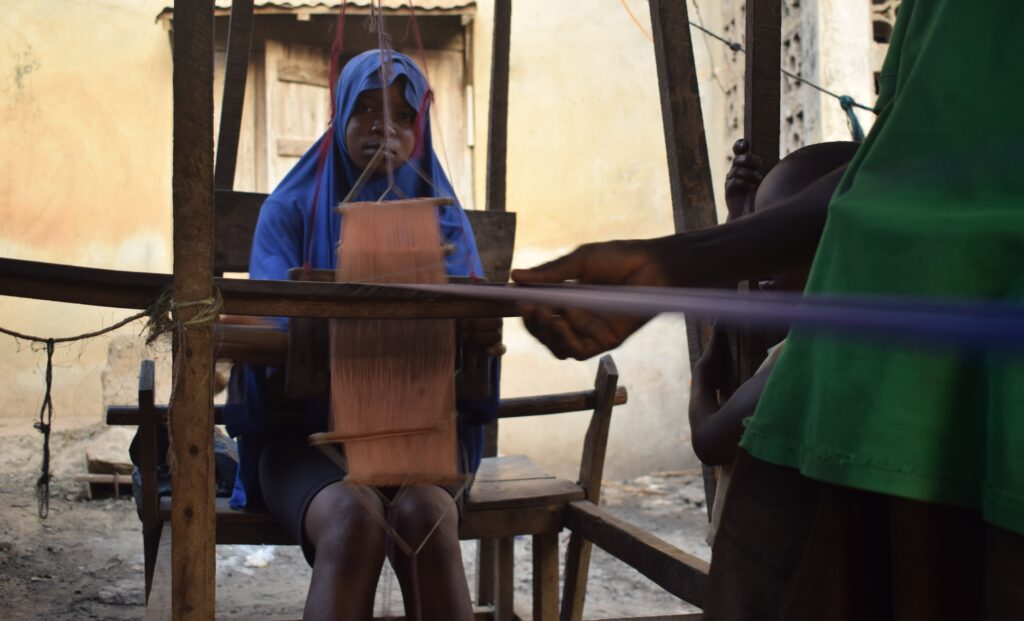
0,424,711,620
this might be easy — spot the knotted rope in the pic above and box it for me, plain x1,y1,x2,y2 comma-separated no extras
0,286,223,518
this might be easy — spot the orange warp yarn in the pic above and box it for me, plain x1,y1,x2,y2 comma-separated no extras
328,199,459,486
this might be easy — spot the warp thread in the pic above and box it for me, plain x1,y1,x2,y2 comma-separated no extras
330,200,459,486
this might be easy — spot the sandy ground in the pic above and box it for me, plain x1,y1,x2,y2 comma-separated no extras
0,424,711,620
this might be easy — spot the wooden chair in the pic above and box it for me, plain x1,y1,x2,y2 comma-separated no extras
106,190,628,620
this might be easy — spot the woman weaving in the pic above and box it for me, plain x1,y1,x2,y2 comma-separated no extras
225,50,500,621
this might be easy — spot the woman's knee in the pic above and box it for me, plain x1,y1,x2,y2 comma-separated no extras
305,484,387,559
389,486,460,552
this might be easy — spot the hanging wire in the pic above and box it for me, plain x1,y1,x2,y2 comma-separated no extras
616,0,877,133
683,19,877,114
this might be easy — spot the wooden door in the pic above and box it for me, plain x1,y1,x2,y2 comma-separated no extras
264,40,333,190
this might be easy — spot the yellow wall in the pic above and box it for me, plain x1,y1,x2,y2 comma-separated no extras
471,0,728,478
0,0,172,434
0,0,729,478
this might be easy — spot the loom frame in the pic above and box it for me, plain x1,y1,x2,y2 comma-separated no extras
0,0,784,618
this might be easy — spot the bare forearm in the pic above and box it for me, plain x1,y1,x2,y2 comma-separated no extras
649,166,842,287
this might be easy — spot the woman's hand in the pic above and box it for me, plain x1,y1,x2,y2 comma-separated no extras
510,239,674,360
724,139,763,220
461,317,506,358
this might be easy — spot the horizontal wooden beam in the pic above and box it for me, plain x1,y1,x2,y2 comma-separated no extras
565,501,709,608
105,387,628,426
497,386,627,418
0,257,517,319
590,616,701,621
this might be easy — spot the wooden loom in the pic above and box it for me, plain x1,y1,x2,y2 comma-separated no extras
0,0,785,619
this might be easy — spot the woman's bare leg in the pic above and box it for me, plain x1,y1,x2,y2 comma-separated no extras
387,486,473,621
303,483,388,621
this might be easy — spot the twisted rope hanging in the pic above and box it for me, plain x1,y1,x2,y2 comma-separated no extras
0,287,222,518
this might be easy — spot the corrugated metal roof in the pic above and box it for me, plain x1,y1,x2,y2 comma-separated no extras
213,1,472,8
159,0,474,20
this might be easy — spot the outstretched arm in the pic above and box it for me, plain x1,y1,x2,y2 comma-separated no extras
511,165,843,359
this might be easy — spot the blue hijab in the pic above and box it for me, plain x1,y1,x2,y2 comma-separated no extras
249,49,483,282
228,51,495,510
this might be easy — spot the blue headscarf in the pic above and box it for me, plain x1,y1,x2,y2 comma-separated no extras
249,49,484,282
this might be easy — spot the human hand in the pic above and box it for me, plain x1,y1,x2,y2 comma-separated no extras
510,239,673,360
725,139,763,220
460,317,506,358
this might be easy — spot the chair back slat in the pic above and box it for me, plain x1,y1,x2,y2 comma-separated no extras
214,190,517,282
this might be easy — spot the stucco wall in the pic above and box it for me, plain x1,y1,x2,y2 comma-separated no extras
0,0,173,434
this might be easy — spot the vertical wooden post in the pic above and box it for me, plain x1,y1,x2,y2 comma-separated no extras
138,361,161,600
213,0,255,192
532,532,559,621
649,0,718,364
171,1,216,619
743,0,782,171
560,356,619,621
649,0,721,512
485,0,511,214
478,1,511,607
736,0,782,381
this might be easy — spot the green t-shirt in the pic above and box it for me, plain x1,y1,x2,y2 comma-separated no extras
741,0,1024,534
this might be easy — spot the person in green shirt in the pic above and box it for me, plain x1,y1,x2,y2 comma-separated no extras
512,1,1024,617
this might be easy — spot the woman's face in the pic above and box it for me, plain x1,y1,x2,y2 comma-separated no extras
344,79,418,174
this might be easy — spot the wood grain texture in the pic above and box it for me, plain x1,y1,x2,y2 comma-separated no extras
0,257,519,319
476,537,498,606
560,532,593,621
105,388,628,426
649,0,722,522
485,0,511,213
495,536,515,621
171,1,217,618
211,190,517,281
213,0,254,190
142,528,173,621
743,0,782,170
532,532,559,621
648,0,718,367
561,356,619,621
565,501,709,608
138,361,163,601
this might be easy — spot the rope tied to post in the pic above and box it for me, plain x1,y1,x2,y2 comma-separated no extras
0,286,223,518
839,95,866,142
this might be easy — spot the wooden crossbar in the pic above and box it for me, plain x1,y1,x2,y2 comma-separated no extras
105,387,628,426
564,501,710,608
